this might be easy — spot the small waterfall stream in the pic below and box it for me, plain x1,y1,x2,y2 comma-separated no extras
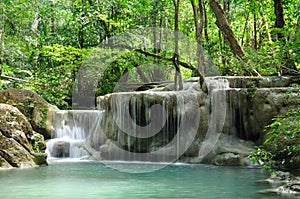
46,110,104,159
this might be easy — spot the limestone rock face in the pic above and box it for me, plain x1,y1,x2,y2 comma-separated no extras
97,89,202,160
0,89,59,139
48,76,300,167
0,103,47,168
188,134,254,166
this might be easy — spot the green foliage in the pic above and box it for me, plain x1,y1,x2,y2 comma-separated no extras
96,51,175,95
249,147,275,170
30,135,41,153
250,106,300,169
1,0,299,106
30,44,90,109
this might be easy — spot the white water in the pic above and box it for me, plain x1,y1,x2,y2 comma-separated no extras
198,78,229,159
46,110,104,159
47,79,230,164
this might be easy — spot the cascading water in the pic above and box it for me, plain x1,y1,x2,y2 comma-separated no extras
46,110,104,159
44,76,299,168
46,78,232,164
198,78,229,159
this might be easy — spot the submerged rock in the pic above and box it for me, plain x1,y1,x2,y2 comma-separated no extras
0,103,47,168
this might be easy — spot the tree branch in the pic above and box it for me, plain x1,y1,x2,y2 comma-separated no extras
106,44,199,75
135,48,198,74
0,75,29,82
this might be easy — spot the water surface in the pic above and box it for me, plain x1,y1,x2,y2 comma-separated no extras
0,161,288,199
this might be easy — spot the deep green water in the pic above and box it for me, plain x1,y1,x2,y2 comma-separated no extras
0,161,290,199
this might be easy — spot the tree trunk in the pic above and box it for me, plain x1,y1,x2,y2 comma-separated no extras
191,0,205,85
253,13,258,49
273,0,285,39
50,0,55,33
261,13,273,43
241,11,249,46
32,4,39,68
136,66,149,83
204,2,210,42
172,0,183,91
209,0,246,59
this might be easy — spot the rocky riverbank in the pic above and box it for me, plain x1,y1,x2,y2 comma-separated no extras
259,171,300,197
0,89,58,169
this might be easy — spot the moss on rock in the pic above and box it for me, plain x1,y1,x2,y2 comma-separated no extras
0,89,59,139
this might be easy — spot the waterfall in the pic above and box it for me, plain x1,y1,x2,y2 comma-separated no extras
46,110,104,159
47,78,228,161
197,78,229,160
46,78,230,164
45,76,297,168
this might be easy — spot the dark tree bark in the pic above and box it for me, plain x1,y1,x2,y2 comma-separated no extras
203,3,210,42
135,48,197,72
209,0,246,60
253,13,258,49
50,1,55,33
273,0,285,39
274,0,285,28
241,11,249,46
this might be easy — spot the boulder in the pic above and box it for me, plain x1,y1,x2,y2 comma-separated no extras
213,153,240,166
0,103,47,168
188,134,254,166
261,171,300,184
0,89,59,139
259,171,300,196
276,183,300,194
48,141,70,158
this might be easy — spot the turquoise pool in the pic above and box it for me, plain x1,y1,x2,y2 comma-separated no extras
0,161,287,199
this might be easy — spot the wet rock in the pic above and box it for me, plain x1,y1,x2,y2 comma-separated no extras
0,89,59,139
48,76,300,165
189,134,254,166
0,103,47,168
213,153,240,166
32,153,48,166
276,183,300,194
263,171,300,184
49,141,70,158
31,131,47,152
259,172,300,196
99,139,124,160
0,156,12,169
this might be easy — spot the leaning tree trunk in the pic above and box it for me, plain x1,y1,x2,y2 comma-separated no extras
209,0,245,60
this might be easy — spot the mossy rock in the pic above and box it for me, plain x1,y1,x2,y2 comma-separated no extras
0,89,59,139
0,103,47,168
